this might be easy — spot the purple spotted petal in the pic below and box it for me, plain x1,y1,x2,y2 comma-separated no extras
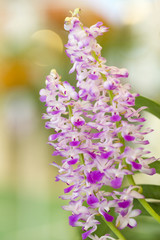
87,171,104,184
92,131,104,138
150,168,156,175
69,214,81,227
120,209,128,217
51,110,61,115
143,167,156,175
69,141,80,146
110,67,129,78
67,158,79,165
101,210,114,222
124,135,135,142
52,151,63,156
87,151,96,159
82,228,94,240
88,73,98,80
95,21,103,27
104,81,116,90
128,219,137,228
40,95,46,102
111,177,122,189
49,133,64,141
101,151,112,159
118,200,131,209
87,194,99,206
131,161,142,170
75,120,85,126
71,116,85,127
110,114,121,122
64,185,75,193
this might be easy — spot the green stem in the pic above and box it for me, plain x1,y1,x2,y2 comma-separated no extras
91,50,100,63
101,216,126,240
79,153,85,165
68,105,74,129
68,105,73,117
138,198,160,223
108,90,114,102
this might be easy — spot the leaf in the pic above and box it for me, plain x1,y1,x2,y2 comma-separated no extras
149,161,160,174
134,199,160,216
139,184,160,200
134,185,160,217
135,96,160,119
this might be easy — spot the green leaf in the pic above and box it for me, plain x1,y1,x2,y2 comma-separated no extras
135,96,160,119
149,161,160,174
139,184,160,200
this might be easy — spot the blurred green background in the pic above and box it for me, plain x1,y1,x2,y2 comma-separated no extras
0,0,160,239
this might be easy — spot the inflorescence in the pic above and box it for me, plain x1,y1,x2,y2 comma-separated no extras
40,9,157,240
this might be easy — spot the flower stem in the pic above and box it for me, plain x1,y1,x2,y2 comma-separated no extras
68,105,73,117
79,153,85,165
127,174,160,223
108,90,114,103
101,216,126,240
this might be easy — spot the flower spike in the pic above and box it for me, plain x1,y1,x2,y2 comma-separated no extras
40,9,159,240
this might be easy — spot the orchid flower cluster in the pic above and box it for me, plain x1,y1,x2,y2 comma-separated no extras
40,9,158,240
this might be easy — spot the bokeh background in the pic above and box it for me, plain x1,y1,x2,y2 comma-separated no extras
0,0,160,239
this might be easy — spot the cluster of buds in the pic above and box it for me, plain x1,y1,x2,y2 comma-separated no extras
40,9,157,240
